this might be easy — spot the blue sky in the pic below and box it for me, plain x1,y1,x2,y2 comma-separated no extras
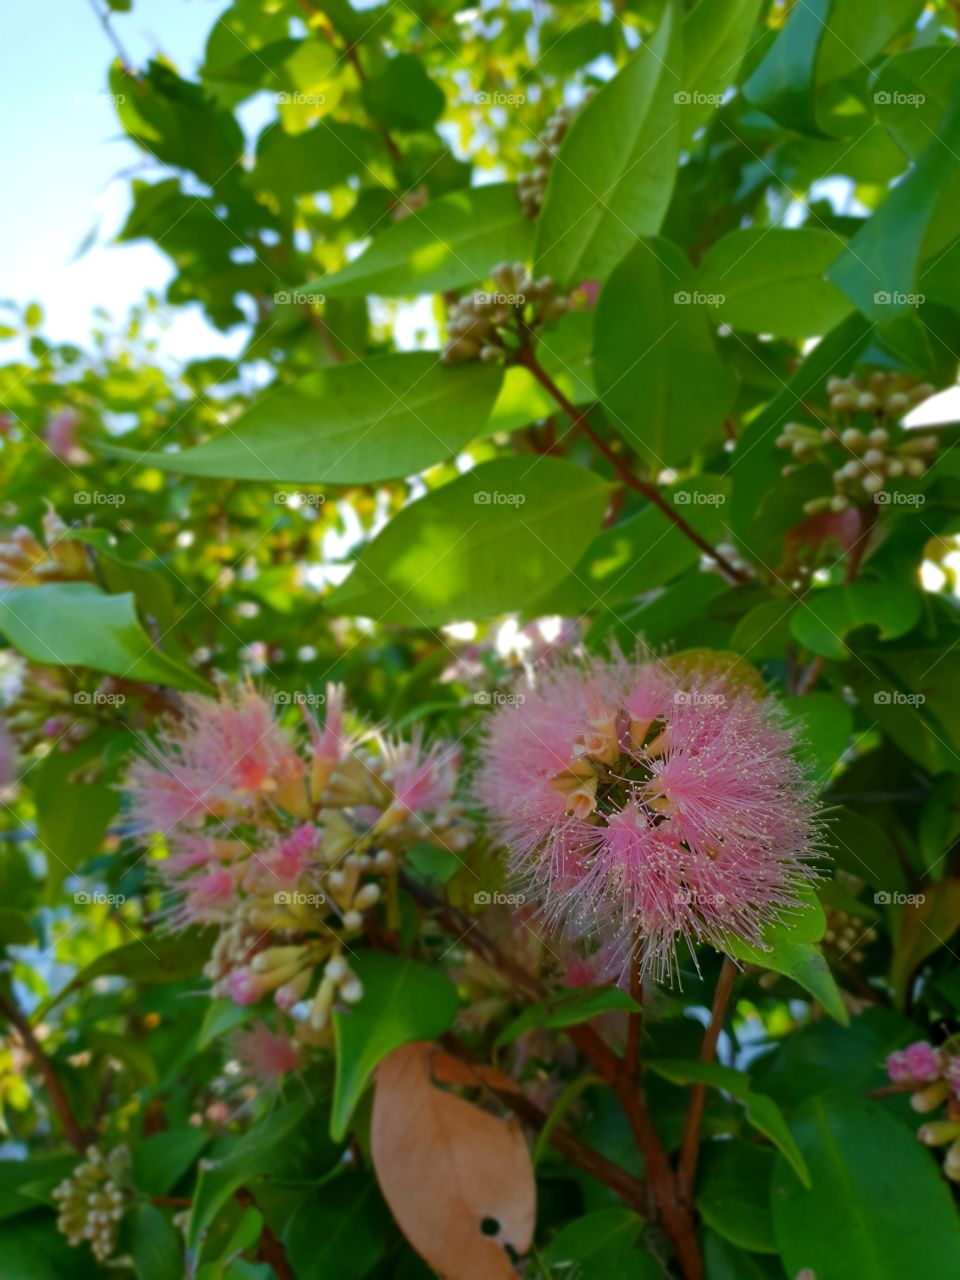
1,0,247,360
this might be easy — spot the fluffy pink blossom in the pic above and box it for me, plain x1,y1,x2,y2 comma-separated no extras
232,1021,302,1086
887,1041,946,1084
476,655,820,980
45,408,89,465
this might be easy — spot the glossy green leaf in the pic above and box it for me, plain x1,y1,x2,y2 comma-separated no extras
0,583,205,689
105,356,504,485
594,239,737,469
248,120,384,199
327,456,610,625
331,952,459,1140
495,986,642,1049
698,228,852,338
33,729,121,899
127,1203,184,1280
790,583,922,659
132,1130,210,1197
283,1175,391,1280
771,1096,960,1279
317,184,533,298
703,1231,783,1280
727,936,847,1024
679,0,761,143
782,691,854,782
362,54,444,132
696,1142,777,1254
541,1209,659,1278
646,1059,810,1186
536,8,681,285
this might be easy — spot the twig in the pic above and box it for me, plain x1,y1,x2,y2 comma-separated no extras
678,956,737,1199
0,991,87,1152
516,347,749,584
235,1188,294,1279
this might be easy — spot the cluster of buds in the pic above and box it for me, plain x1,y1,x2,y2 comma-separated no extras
776,371,940,513
887,1040,960,1180
442,264,571,364
127,685,473,1038
0,509,90,587
822,906,877,965
52,1146,130,1262
517,103,580,218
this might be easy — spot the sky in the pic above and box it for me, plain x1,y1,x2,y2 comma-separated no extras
0,0,249,362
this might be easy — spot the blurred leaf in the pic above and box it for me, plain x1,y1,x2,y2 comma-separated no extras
494,986,642,1049
127,1203,184,1280
362,55,444,132
790,583,922,660
541,1208,659,1278
696,1142,776,1254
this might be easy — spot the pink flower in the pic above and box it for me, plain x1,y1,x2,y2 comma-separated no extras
45,408,89,465
888,1041,946,1084
476,655,820,981
128,686,305,831
383,732,459,815
232,1021,302,1087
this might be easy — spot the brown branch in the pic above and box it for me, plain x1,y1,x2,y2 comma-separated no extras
516,347,749,584
678,956,737,1199
235,1188,294,1280
0,992,87,1152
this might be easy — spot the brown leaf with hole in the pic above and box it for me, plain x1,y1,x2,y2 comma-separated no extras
372,1041,535,1280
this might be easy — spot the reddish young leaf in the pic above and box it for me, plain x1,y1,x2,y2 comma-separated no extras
371,1041,535,1279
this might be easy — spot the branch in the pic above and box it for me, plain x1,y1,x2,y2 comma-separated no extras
0,991,87,1152
678,956,737,1198
516,347,749,585
235,1188,294,1280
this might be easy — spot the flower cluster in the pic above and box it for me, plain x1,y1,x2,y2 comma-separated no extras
517,102,581,218
0,509,90,587
476,654,819,981
127,685,471,1036
887,1039,960,1180
441,264,571,364
52,1146,130,1263
776,370,940,512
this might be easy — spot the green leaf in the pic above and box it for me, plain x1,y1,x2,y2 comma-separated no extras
727,937,848,1025
871,46,960,160
127,1203,184,1280
331,952,459,1140
316,184,534,298
43,929,216,1014
594,239,737,469
827,87,960,319
646,1059,810,1187
283,1174,391,1280
703,1231,783,1280
327,457,610,626
531,477,729,616
362,54,444,132
697,229,852,338
771,1095,960,1279
495,986,642,1049
541,1209,660,1278
679,0,762,144
536,8,681,285
104,356,504,485
0,583,205,689
789,583,922,660
33,729,120,899
248,120,384,199
132,1129,210,1197
782,692,853,782
0,910,36,947
696,1142,777,1254
198,999,253,1050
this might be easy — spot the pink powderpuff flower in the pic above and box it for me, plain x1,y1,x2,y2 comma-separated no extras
382,731,460,816
476,654,820,981
127,685,305,831
888,1041,946,1084
232,1021,302,1088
